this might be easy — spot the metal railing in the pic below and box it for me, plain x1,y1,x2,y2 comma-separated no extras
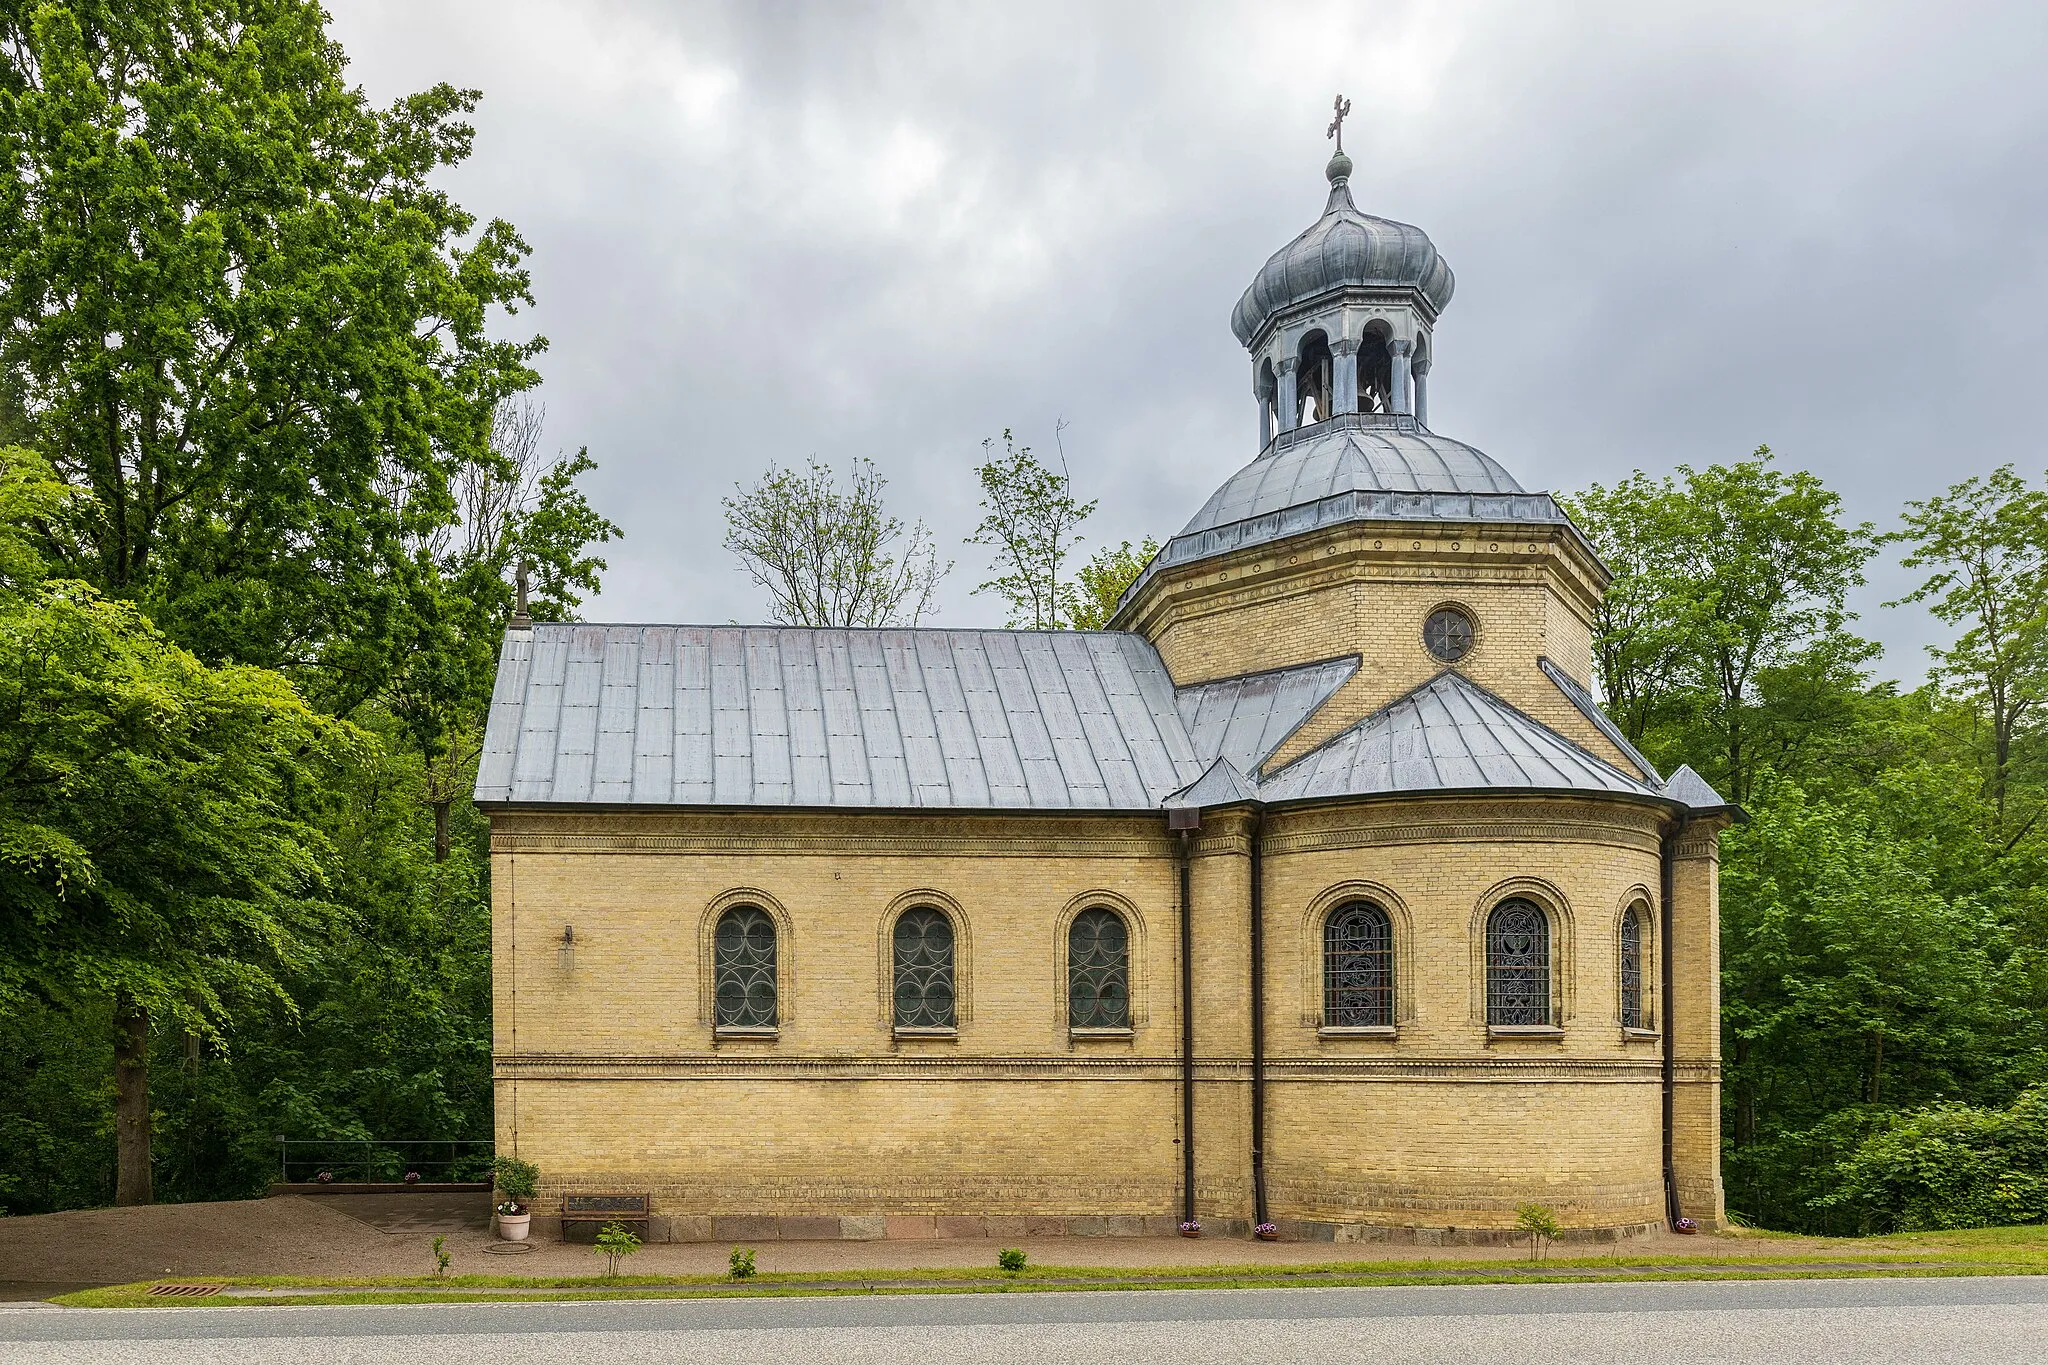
276,1138,495,1185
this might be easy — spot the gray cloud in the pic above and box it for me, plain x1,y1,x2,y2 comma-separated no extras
328,0,2048,677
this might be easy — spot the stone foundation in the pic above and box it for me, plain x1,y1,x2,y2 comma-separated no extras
527,1212,1665,1244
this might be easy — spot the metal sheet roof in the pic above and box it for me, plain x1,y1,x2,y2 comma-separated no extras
1174,655,1360,776
479,627,1676,814
1256,670,1662,804
1539,656,1662,784
477,624,1205,810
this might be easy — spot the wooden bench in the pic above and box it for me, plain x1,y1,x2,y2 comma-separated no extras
560,1192,650,1241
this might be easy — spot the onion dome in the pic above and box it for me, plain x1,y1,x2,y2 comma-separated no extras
1230,153,1455,347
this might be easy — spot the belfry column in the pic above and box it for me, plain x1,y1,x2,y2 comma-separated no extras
1255,374,1274,448
1330,338,1360,415
1412,354,1430,427
1389,339,1414,416
1275,357,1300,433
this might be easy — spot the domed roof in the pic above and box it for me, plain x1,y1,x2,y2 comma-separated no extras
1230,154,1455,347
1184,416,1523,536
1114,414,1572,612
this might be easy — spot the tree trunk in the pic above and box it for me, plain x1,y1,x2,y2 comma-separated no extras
434,799,450,864
113,994,154,1206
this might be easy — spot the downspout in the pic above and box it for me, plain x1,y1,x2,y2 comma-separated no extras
1248,804,1270,1231
1171,811,1199,1228
1659,811,1690,1230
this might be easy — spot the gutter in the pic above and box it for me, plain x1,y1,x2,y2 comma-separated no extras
1248,804,1270,1230
1169,808,1200,1229
1659,811,1689,1230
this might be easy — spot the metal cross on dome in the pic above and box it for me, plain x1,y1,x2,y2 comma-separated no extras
1327,94,1352,151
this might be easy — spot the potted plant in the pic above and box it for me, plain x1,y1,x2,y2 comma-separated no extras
1673,1216,1699,1235
1255,1222,1279,1242
493,1155,540,1241
1179,1220,1202,1239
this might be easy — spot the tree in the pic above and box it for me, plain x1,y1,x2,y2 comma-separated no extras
1571,448,1872,802
723,457,947,627
969,426,1096,629
0,0,546,705
1888,466,2048,839
0,446,360,1204
1065,537,1159,631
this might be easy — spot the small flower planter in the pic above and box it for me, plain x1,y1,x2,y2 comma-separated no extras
1672,1217,1698,1235
497,1208,531,1242
1178,1222,1202,1239
1255,1222,1279,1242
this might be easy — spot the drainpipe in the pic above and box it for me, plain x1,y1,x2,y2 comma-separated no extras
1659,812,1690,1230
1169,807,1199,1229
1248,804,1270,1230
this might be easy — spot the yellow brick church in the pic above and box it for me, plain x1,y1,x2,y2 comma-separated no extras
476,133,1734,1245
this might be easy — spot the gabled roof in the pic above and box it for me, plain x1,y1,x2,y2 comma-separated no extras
478,625,1689,816
1174,655,1359,777
1257,670,1663,804
476,624,1204,810
1662,764,1730,812
1539,656,1661,784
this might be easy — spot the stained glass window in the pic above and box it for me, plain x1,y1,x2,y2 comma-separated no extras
1324,901,1394,1027
892,907,957,1028
1486,898,1551,1026
1424,607,1475,663
1620,907,1645,1030
1068,908,1130,1029
713,906,778,1028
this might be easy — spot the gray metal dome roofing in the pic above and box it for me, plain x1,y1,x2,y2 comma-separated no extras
1231,157,1455,346
1117,413,1574,607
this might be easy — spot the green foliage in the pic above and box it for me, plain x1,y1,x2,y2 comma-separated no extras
432,1235,450,1277
1566,447,1874,802
722,457,947,627
969,427,1097,629
997,1247,1027,1273
1514,1203,1561,1260
492,1155,539,1208
728,1246,756,1280
1066,538,1159,631
1814,1087,2048,1233
595,1219,640,1277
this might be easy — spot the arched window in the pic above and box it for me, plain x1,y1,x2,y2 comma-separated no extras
892,906,957,1029
1297,331,1333,425
1323,900,1394,1027
1486,898,1551,1026
1620,906,1646,1030
1357,328,1392,413
713,906,778,1028
1068,908,1130,1029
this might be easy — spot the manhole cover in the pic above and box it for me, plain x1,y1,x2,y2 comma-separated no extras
149,1284,222,1298
484,1242,536,1255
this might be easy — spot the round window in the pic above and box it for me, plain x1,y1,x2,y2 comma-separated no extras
1423,607,1475,664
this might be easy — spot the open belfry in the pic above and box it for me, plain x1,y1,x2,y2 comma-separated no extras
477,110,1735,1245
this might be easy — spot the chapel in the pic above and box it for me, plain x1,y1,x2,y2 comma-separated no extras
476,121,1733,1244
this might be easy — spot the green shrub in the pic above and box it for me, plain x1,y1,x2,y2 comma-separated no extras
728,1246,756,1280
997,1247,1027,1273
1514,1203,1562,1260
491,1156,540,1211
595,1220,641,1277
1816,1086,2048,1232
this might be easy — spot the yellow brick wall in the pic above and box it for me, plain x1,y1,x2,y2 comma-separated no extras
490,795,1716,1234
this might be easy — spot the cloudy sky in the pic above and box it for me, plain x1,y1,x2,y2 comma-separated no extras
326,0,2048,677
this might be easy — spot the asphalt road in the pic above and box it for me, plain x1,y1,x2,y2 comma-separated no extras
0,1276,2041,1363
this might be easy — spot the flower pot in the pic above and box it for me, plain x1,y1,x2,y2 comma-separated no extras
1255,1230,1280,1242
1179,1227,1201,1239
498,1212,531,1242
1674,1224,1698,1235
